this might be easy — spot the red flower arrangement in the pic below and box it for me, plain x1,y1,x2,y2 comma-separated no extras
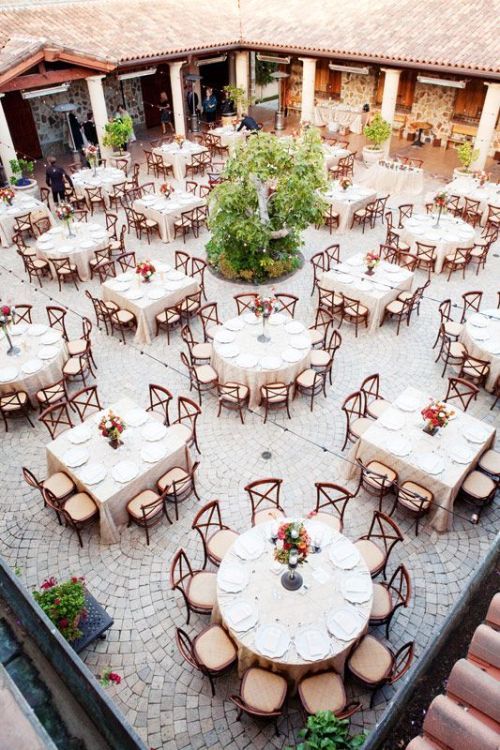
0,186,15,205
0,304,15,327
55,201,74,222
98,410,126,442
274,521,311,565
100,668,122,687
159,182,174,196
364,251,380,270
135,260,156,282
251,293,279,318
433,192,447,209
339,177,352,191
421,398,454,431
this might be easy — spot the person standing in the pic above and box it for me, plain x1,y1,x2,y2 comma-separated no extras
82,112,98,146
202,87,217,123
68,112,83,151
45,156,73,204
159,92,173,135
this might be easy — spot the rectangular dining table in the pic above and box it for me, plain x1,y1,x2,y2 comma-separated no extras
345,386,496,532
133,192,205,243
46,397,192,544
321,183,377,232
152,142,209,181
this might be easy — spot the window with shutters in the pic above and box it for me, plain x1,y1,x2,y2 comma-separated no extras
453,79,486,122
315,59,341,99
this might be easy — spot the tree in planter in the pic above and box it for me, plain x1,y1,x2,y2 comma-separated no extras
102,116,133,154
289,711,366,750
456,141,479,173
363,113,392,150
207,128,327,282
9,157,35,186
223,84,252,115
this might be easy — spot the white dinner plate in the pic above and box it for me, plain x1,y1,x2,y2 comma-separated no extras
341,574,372,604
448,444,475,464
80,240,95,249
147,287,165,300
224,317,245,332
334,272,354,284
79,462,107,485
285,321,304,334
345,256,363,267
242,313,260,326
329,543,360,569
462,423,490,444
218,564,249,593
281,348,303,363
295,627,330,661
378,409,405,431
111,461,139,483
141,422,167,441
28,324,47,336
125,289,143,300
268,313,286,326
9,323,29,336
217,343,240,358
353,279,372,291
386,435,412,457
68,424,92,444
38,346,59,360
214,329,235,344
235,353,259,369
225,599,259,632
414,452,445,475
0,366,18,382
260,355,282,369
254,624,290,658
471,330,489,341
468,313,488,328
327,607,364,640
233,532,265,560
21,358,43,374
288,336,310,350
394,393,420,412
141,444,167,463
41,330,61,345
123,408,148,427
63,447,90,468
166,270,185,281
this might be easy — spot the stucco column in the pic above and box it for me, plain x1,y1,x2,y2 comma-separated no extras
169,60,187,136
472,82,500,170
86,75,110,155
0,94,17,181
299,57,317,123
380,68,401,154
228,53,236,87
235,51,249,114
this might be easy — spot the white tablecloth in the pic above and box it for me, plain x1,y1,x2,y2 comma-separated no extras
345,386,496,532
313,103,368,134
320,252,414,332
102,263,199,345
460,309,500,392
153,142,209,181
133,191,205,243
322,145,350,173
360,163,424,196
443,177,500,226
0,196,53,248
213,519,372,687
322,182,377,232
399,213,476,274
72,166,126,209
36,222,110,281
46,396,192,544
211,126,249,151
211,315,312,408
0,324,67,405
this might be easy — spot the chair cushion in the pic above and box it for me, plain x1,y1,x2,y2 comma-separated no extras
478,450,500,476
115,309,135,324
207,528,239,561
462,363,489,377
348,634,392,683
449,341,465,358
309,328,324,345
299,671,345,714
445,253,466,263
261,385,287,403
253,508,285,526
220,382,249,401
365,460,397,485
241,668,287,713
194,625,236,670
126,489,160,519
33,259,48,269
397,290,413,302
386,299,405,314
167,423,192,445
314,511,341,532
399,481,433,510
145,219,158,228
344,303,368,317
43,472,74,499
310,350,330,367
355,539,386,574
370,584,393,619
350,417,372,438
192,342,212,359
36,386,65,405
63,492,97,522
1,392,28,410
186,571,217,608
296,369,317,388
157,466,189,493
195,364,217,384
67,338,87,355
62,357,83,376
156,309,180,324
57,264,77,274
444,321,463,337
462,471,496,500
366,398,391,418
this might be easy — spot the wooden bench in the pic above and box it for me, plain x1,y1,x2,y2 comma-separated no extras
446,122,478,150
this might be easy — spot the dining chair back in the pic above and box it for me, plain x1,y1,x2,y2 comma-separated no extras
68,385,102,422
444,377,479,411
147,384,173,425
38,401,74,439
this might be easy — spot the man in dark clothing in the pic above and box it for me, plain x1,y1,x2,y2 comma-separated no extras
45,156,73,203
82,112,98,145
237,114,261,132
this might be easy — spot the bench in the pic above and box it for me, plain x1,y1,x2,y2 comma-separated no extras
446,122,478,150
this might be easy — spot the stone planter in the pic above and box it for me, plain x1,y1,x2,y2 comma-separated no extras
13,179,39,199
108,152,131,173
362,146,383,167
452,167,473,181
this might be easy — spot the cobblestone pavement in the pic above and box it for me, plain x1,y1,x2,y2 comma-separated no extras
0,153,498,750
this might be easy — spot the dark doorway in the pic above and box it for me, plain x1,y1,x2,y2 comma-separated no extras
2,91,42,159
141,65,173,129
198,60,230,102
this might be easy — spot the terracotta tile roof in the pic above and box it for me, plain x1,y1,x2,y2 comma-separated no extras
0,0,498,77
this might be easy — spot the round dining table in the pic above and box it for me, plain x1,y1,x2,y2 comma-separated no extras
212,519,373,688
36,222,110,281
0,323,67,405
399,212,476,273
72,166,126,209
460,309,500,392
211,313,312,408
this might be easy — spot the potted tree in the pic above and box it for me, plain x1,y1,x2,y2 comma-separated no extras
289,711,366,750
9,157,37,197
454,140,479,179
362,113,392,166
103,116,133,157
222,84,251,122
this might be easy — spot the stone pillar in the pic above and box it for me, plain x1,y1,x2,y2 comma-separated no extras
380,68,402,154
249,51,257,103
0,94,17,181
86,75,110,155
169,60,187,136
472,82,500,170
235,51,249,114
299,57,317,123
187,59,201,115
228,53,236,87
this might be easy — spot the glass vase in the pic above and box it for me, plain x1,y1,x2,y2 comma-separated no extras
257,315,271,343
4,328,20,356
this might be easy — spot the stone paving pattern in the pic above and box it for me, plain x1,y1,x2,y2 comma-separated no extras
0,144,499,750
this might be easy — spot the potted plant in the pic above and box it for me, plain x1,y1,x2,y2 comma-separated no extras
9,157,36,195
289,711,366,750
33,576,87,642
103,116,133,156
362,113,392,166
223,84,251,119
455,140,479,177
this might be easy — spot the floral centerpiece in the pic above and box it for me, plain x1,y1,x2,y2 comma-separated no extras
100,668,122,687
421,398,455,436
55,201,75,238
477,170,490,187
364,251,380,276
98,410,126,448
339,177,352,191
174,133,185,149
251,292,279,343
136,259,156,282
84,144,99,175
274,520,311,591
433,191,447,227
0,304,19,356
33,576,87,642
0,186,15,205
159,182,174,196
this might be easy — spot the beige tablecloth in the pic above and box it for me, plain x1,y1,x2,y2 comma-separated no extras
444,177,500,226
213,520,372,688
345,386,496,532
0,196,53,248
322,145,350,173
460,309,500,392
360,163,424,196
36,222,110,281
102,264,199,345
72,166,126,209
46,396,192,544
314,104,368,134
322,182,377,232
0,324,67,405
320,252,414,332
211,315,312,408
153,142,209,181
211,126,249,151
399,213,476,274
133,191,205,243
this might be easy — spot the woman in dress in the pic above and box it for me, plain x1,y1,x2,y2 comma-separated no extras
202,87,218,123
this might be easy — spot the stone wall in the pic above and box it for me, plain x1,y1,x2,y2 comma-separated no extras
340,72,377,108
408,82,456,142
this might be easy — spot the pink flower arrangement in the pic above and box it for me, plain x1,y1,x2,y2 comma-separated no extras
421,399,454,430
136,260,156,281
251,293,279,318
84,144,98,160
55,201,74,222
274,521,311,565
0,186,15,205
364,251,380,269
159,182,174,196
98,410,126,441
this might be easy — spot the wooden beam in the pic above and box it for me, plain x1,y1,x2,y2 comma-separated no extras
0,66,97,93
0,49,115,88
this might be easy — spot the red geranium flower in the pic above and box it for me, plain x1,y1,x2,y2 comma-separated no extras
108,672,122,684
59,617,69,628
41,576,57,589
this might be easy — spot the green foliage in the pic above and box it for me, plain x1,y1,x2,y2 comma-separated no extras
103,116,133,153
223,84,251,112
456,140,479,171
255,59,277,88
33,577,86,642
207,128,327,282
289,711,366,750
363,113,392,149
9,157,34,185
